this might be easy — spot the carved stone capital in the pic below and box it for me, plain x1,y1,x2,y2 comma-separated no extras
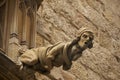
27,8,34,17
20,41,27,45
10,33,18,38
19,1,26,11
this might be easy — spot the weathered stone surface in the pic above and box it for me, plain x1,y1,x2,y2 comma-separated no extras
36,0,120,80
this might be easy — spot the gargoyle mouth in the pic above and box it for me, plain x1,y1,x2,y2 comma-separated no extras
85,41,91,46
85,42,88,45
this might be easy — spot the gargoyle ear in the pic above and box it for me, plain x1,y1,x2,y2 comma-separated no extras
88,42,93,49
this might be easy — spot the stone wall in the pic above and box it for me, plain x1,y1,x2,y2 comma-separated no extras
36,0,120,80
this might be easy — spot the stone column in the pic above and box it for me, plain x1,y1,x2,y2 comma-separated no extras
28,7,36,49
19,1,29,52
0,0,6,49
7,0,20,63
0,0,9,51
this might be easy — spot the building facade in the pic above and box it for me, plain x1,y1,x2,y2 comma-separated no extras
0,0,43,80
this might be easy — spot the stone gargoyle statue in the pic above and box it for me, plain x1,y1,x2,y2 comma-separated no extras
19,27,94,74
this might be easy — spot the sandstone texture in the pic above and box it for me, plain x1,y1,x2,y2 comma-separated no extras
36,0,120,80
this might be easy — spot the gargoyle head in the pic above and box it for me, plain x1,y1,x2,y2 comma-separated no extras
77,27,94,49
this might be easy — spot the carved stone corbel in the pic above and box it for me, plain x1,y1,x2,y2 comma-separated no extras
19,0,26,12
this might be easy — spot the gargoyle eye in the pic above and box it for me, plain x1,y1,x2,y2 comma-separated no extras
89,35,94,41
82,34,88,38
